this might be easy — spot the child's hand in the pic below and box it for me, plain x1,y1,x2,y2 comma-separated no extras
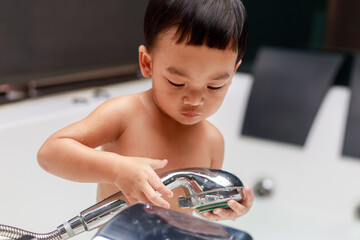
200,186,254,221
113,157,173,208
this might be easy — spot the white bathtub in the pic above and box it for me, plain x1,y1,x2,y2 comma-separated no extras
1,73,360,240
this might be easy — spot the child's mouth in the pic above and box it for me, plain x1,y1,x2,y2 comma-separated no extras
182,112,200,118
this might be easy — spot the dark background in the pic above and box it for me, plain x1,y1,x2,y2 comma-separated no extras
0,0,148,85
0,0,359,100
240,0,360,73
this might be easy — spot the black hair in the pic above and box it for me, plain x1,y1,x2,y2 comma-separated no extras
144,0,248,63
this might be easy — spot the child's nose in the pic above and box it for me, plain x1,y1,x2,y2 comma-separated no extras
183,90,204,106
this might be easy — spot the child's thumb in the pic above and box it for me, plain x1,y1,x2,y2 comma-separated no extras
149,159,168,170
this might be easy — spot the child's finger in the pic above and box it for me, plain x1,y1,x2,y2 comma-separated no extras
227,199,247,216
150,178,173,198
147,159,173,197
201,211,221,221
242,186,254,208
143,183,170,209
148,159,168,170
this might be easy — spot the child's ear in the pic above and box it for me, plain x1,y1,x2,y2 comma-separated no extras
233,59,242,73
138,45,152,78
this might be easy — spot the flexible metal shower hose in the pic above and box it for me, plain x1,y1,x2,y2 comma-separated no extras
0,224,61,240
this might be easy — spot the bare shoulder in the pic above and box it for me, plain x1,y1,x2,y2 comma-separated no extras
95,92,144,115
93,91,146,125
52,91,147,146
202,120,224,146
202,120,224,169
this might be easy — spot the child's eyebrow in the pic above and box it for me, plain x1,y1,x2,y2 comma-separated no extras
167,67,230,80
212,73,230,80
167,67,187,78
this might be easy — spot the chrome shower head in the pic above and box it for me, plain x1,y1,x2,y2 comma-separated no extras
0,168,245,240
160,168,245,213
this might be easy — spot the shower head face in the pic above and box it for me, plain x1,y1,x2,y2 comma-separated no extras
159,168,245,213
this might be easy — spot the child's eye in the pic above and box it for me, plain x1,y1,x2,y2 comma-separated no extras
168,80,184,87
207,85,223,90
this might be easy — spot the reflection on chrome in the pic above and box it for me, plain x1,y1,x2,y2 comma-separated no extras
93,203,252,240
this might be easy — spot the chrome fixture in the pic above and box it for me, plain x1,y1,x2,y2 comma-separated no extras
93,203,253,240
0,168,245,240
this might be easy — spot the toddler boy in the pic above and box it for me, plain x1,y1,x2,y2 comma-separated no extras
38,0,253,220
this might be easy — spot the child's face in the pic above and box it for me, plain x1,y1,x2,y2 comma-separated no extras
139,28,241,125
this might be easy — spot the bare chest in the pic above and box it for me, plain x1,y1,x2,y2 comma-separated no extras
102,119,213,171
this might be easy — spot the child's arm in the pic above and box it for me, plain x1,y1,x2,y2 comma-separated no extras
37,96,173,208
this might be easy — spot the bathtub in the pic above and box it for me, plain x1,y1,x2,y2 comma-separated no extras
1,73,360,240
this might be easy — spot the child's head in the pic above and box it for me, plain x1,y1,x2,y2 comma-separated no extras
139,0,248,125
144,0,247,64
